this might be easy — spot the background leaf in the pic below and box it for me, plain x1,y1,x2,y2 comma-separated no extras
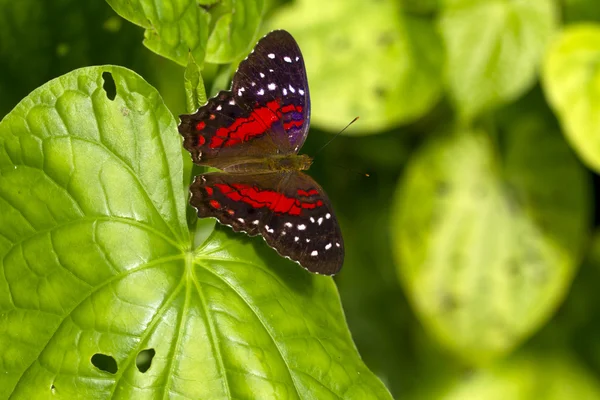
105,0,210,66
106,0,265,66
437,352,600,400
392,120,590,362
204,0,265,64
439,0,557,121
268,0,444,133
542,24,600,173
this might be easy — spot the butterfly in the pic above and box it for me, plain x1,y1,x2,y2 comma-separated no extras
178,30,343,275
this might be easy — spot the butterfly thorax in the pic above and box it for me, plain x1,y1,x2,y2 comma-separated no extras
222,153,312,174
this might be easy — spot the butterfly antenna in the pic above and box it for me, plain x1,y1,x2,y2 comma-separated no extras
313,116,359,156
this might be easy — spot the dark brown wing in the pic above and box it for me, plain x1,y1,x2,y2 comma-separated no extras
190,171,343,275
179,30,311,169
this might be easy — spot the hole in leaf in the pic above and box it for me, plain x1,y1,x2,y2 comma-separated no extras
102,72,117,101
136,348,156,373
91,353,118,374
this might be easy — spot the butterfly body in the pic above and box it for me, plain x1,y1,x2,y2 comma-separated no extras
179,30,343,275
213,153,312,175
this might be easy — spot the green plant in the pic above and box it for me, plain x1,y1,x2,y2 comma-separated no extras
2,0,600,399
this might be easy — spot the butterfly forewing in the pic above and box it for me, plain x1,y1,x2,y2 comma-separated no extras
179,30,310,169
233,30,311,153
190,171,344,275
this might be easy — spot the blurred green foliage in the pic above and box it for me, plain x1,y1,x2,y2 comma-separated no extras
2,0,600,398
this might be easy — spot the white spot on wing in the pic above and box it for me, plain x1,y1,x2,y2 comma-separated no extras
295,56,299,61
326,213,331,219
325,243,332,250
294,236,299,242
268,83,276,90
237,218,245,223
253,220,259,225
306,238,310,243
260,72,265,78
298,224,306,230
257,89,265,95
229,100,235,105
311,250,318,256
336,242,341,247
299,89,305,95
318,217,323,225
283,88,288,96
288,85,296,93
268,53,275,59
284,56,292,63
285,222,292,228
216,105,222,111
310,217,315,223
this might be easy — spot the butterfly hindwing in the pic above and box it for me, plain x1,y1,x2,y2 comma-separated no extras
190,171,344,275
178,30,310,169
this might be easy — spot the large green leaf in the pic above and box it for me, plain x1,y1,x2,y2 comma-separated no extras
542,25,600,173
268,0,443,133
0,66,390,398
392,121,590,362
438,0,557,121
105,0,264,66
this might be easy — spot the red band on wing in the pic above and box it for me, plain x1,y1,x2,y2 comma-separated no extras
284,120,304,130
281,104,303,113
210,100,281,149
297,189,319,196
208,101,305,149
212,183,323,216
